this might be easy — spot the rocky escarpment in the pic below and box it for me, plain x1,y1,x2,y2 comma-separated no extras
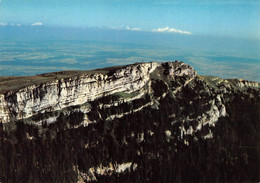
0,61,259,183
0,62,159,123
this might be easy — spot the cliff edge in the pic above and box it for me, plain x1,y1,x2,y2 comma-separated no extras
0,61,259,182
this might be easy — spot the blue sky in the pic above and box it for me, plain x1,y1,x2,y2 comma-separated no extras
0,0,260,81
0,0,260,39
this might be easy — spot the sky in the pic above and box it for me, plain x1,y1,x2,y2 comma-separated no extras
0,0,260,39
0,0,260,82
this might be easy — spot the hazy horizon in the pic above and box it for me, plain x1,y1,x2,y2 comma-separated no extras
0,0,260,82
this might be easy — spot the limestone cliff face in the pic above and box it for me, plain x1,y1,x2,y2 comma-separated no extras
0,62,159,123
236,79,259,88
1,61,259,183
0,95,10,123
0,61,259,127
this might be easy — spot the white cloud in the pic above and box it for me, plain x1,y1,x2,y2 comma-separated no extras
0,22,21,26
153,27,170,32
31,22,43,26
126,26,141,31
152,26,192,35
109,26,141,31
0,22,7,26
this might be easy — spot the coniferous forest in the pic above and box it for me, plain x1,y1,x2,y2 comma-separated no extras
0,79,259,182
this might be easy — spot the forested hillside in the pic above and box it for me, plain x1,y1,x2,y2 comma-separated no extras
0,62,259,182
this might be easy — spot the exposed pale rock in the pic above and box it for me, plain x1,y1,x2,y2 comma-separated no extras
165,130,171,137
196,97,226,131
237,79,259,88
0,62,159,123
162,61,196,77
137,133,144,142
85,162,137,182
0,94,10,123
0,61,258,147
